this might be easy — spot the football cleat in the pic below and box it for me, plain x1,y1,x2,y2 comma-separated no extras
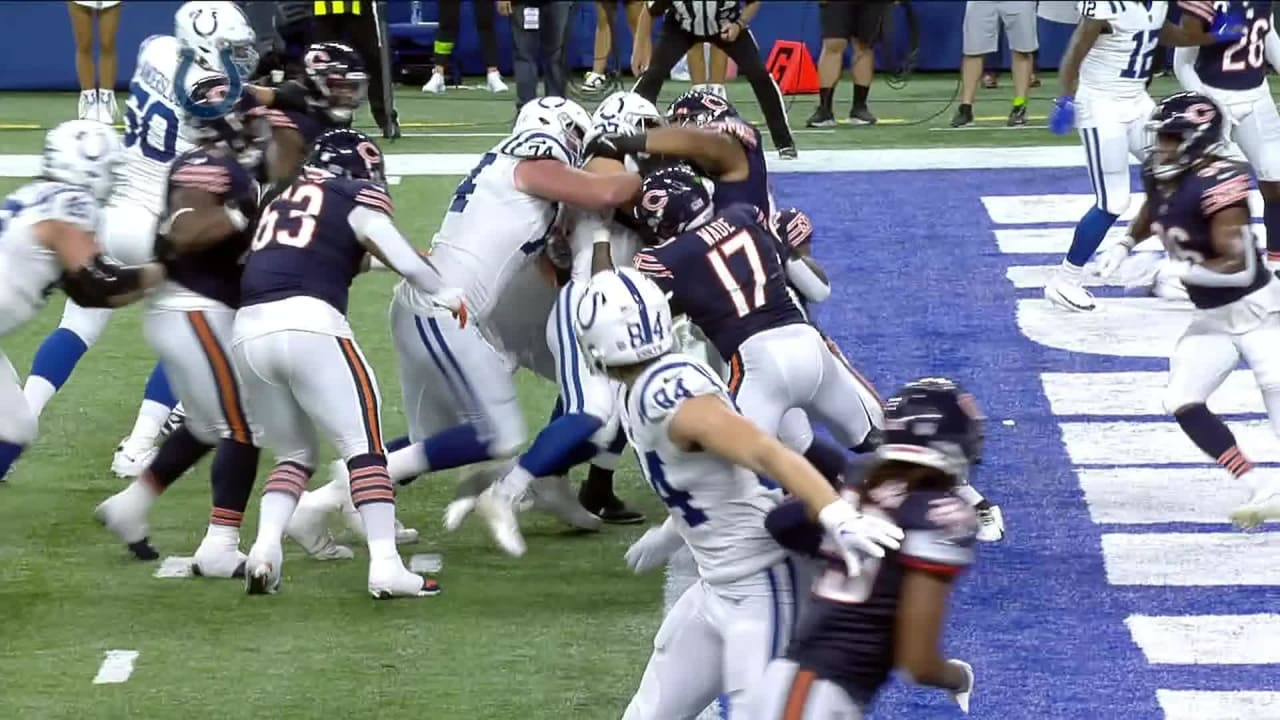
976,504,1005,543
111,436,158,479
947,659,975,713
286,488,354,561
475,485,527,557
1044,275,1097,312
368,562,441,599
244,542,283,595
526,475,602,531
1230,484,1280,530
422,71,445,94
486,70,508,93
94,488,158,560
192,543,247,579
443,462,503,531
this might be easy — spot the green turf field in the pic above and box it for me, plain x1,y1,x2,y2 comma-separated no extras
0,73,1182,718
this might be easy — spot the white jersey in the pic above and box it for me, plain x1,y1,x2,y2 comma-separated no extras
114,35,218,216
406,129,573,324
564,209,642,284
1078,0,1168,99
0,181,98,336
623,353,787,586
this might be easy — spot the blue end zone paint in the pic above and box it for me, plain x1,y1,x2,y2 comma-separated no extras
770,167,1174,718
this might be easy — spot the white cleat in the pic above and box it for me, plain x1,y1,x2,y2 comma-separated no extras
475,486,527,557
976,505,1005,543
526,475,602,532
486,70,508,93
341,502,420,545
1230,486,1280,530
422,71,446,94
368,562,440,599
946,658,974,713
442,464,502,531
112,436,158,479
286,489,354,561
1044,276,1097,312
94,487,157,560
192,543,247,579
244,543,283,595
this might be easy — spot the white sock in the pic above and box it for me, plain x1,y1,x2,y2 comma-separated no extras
255,493,300,547
359,502,399,562
496,464,535,500
123,478,159,511
955,483,985,507
1058,260,1084,282
125,400,171,449
201,523,240,547
23,377,56,418
387,443,430,482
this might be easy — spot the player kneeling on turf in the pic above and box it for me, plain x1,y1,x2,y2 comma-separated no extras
571,267,902,719
751,378,982,718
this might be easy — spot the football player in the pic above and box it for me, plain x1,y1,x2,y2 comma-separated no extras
752,378,981,718
233,128,464,598
571,267,902,719
1096,92,1280,528
1046,1,1245,311
94,76,267,577
631,168,884,476
1174,1,1280,268
0,1,258,482
1,121,165,464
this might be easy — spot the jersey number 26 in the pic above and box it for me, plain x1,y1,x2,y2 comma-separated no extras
252,184,325,250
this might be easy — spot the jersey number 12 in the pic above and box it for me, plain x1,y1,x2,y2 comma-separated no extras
1121,30,1161,80
706,230,767,318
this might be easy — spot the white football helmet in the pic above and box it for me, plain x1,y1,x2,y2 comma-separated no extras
574,267,673,372
515,96,593,160
175,1,259,80
589,91,661,139
41,120,123,202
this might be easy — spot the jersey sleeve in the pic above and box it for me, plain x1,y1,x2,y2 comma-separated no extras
634,359,728,429
171,152,253,201
33,187,98,233
1198,163,1252,218
632,248,676,291
1177,0,1216,25
350,180,395,217
893,490,977,579
499,129,575,165
706,119,760,150
1076,0,1124,20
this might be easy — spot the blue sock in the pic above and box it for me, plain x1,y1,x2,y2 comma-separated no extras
419,423,491,473
29,328,89,390
386,435,412,453
518,413,603,478
0,441,24,481
142,362,177,408
1264,199,1280,261
1065,206,1120,267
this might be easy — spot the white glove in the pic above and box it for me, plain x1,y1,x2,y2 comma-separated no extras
817,500,904,576
624,519,684,574
1093,242,1131,279
1158,259,1194,281
431,287,469,327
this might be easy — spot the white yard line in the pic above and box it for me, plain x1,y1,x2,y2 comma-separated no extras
92,650,139,684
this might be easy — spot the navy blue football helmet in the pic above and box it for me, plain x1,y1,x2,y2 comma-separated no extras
666,88,738,126
1145,91,1229,180
634,165,715,241
302,42,369,123
185,74,268,170
306,128,386,185
878,377,984,478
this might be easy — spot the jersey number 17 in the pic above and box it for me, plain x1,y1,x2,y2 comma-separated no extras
707,229,768,318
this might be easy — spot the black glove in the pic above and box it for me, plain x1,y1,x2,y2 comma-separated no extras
270,79,311,113
585,132,648,162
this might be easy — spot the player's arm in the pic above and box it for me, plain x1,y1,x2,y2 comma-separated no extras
630,127,748,177
164,187,250,252
1058,19,1107,97
764,498,827,556
894,568,971,691
786,253,830,303
348,206,450,294
513,159,642,210
246,80,310,113
584,155,633,274
268,124,307,184
1196,204,1255,278
668,395,843,517
1162,2,1240,46
1172,45,1204,92
1265,25,1280,73
36,221,165,308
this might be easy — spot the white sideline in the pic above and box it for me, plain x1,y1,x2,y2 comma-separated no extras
92,649,139,684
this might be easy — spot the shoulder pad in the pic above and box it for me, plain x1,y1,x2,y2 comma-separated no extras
137,34,166,63
705,119,759,149
635,358,727,425
41,187,98,232
891,490,977,572
1077,0,1123,20
499,129,574,164
345,179,395,216
1197,161,1252,216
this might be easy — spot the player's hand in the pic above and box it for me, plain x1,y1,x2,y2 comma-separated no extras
818,500,904,576
623,522,684,574
584,133,628,162
720,21,742,43
271,79,311,113
1048,96,1075,136
432,287,469,328
497,0,512,16
1093,242,1131,279
1211,9,1247,43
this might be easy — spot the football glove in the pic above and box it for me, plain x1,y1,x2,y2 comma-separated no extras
818,500,904,577
623,519,684,574
1211,9,1247,43
1093,242,1131,278
1048,96,1075,136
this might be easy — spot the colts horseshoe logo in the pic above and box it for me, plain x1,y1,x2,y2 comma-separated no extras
175,46,243,120
192,9,219,38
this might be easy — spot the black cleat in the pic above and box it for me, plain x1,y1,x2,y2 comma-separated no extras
778,145,798,160
805,108,836,128
950,106,974,128
127,538,159,561
1007,104,1028,127
848,106,877,125
580,493,646,525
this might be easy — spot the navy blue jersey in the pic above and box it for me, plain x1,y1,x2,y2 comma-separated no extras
240,174,393,314
632,203,805,359
766,487,977,705
265,107,347,145
165,148,258,308
1183,0,1274,90
703,117,771,211
1146,159,1268,309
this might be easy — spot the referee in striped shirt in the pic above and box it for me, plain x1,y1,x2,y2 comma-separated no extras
634,0,796,157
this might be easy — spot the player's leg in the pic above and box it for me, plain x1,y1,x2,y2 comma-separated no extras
717,561,800,717
1048,112,1133,311
729,334,791,440
1229,311,1280,527
1232,94,1280,268
0,349,38,481
234,331,321,595
751,660,865,720
623,582,725,720
579,421,644,524
289,333,436,598
1165,324,1249,494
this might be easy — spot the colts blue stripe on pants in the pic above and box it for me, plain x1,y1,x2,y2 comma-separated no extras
557,281,585,413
